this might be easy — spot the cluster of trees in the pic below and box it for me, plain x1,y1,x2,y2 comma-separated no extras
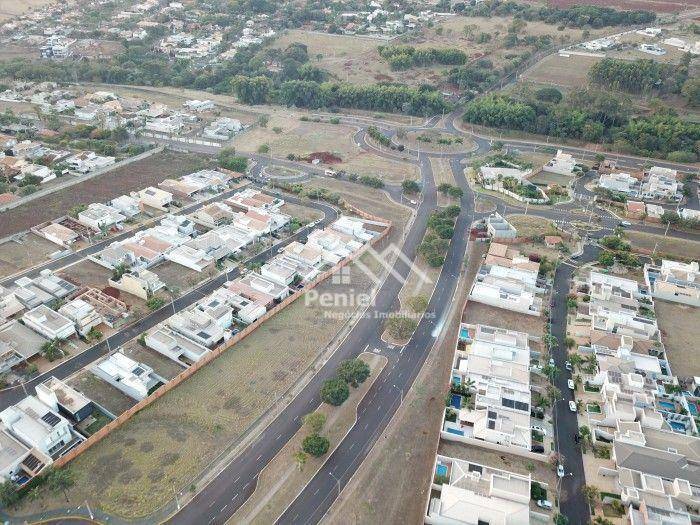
465,1,655,29
419,205,460,267
463,90,700,161
377,45,467,70
588,58,688,96
660,210,700,230
438,183,464,198
386,314,418,340
320,358,371,406
217,148,249,172
0,467,74,508
367,126,392,147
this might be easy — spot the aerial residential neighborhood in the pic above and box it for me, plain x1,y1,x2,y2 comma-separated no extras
0,0,698,524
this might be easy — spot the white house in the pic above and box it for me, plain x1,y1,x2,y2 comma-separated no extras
58,299,102,336
133,187,173,211
599,172,639,196
22,305,76,340
77,203,126,231
145,326,209,366
109,195,140,218
91,352,162,401
544,149,576,175
65,151,115,174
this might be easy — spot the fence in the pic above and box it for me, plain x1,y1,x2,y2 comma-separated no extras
54,219,392,468
139,131,224,148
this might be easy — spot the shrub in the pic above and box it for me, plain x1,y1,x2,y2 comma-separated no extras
320,378,349,406
386,315,417,340
303,412,326,433
302,434,330,457
336,359,370,387
146,296,165,311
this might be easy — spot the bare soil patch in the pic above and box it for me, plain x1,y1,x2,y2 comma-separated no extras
655,301,700,379
627,230,700,261
0,150,209,238
0,234,62,279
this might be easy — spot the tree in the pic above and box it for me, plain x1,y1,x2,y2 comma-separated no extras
0,480,19,507
302,434,330,457
582,484,599,508
41,339,63,362
336,359,370,387
681,78,700,107
407,294,429,313
146,296,165,311
303,412,326,434
218,148,248,173
386,315,417,340
402,179,421,194
231,75,271,105
598,251,615,267
565,337,576,349
46,467,74,502
554,514,569,525
592,517,614,525
293,451,308,471
320,378,349,406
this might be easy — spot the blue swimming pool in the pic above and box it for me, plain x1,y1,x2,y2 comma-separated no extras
452,376,461,385
669,420,686,432
459,327,469,340
446,427,464,436
689,403,698,416
658,400,675,411
451,394,462,408
436,464,448,477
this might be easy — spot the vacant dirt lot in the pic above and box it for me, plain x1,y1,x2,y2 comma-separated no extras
463,301,545,338
655,300,700,378
0,234,61,279
507,214,558,238
67,369,137,417
120,340,185,381
627,231,700,261
0,0,53,20
0,150,209,238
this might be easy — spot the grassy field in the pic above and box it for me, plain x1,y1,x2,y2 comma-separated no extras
324,242,486,524
520,53,601,89
0,150,209,238
627,230,700,261
655,300,700,378
550,0,697,12
506,214,558,238
16,262,376,518
227,352,386,524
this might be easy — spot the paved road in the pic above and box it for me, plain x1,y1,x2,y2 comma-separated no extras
0,192,338,409
550,245,600,524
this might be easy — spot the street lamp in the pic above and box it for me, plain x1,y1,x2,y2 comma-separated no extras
391,384,404,404
329,471,341,495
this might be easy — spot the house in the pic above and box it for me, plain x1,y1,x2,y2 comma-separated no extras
91,351,163,401
108,269,165,300
65,151,115,174
159,214,195,236
0,395,76,458
236,273,289,302
485,213,517,240
0,287,23,321
22,305,76,340
16,163,55,184
261,254,319,286
58,299,102,336
644,260,700,307
158,178,201,198
167,308,225,348
426,456,531,525
680,208,700,222
183,99,214,112
36,223,79,247
0,193,17,206
13,271,77,309
226,188,283,212
133,186,173,211
484,243,540,273
641,171,680,201
626,201,646,220
109,195,140,218
645,203,664,222
36,377,93,423
165,245,214,272
184,231,235,260
307,228,362,264
145,326,209,366
73,288,129,329
0,427,51,483
479,166,531,185
544,235,563,248
544,149,576,175
193,202,234,228
77,203,125,231
599,172,639,196
0,320,48,374
469,278,542,316
282,241,324,267
330,216,376,242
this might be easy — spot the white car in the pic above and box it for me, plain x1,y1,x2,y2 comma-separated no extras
531,425,547,436
565,361,572,371
557,464,565,478
567,379,575,390
569,400,577,412
537,499,553,510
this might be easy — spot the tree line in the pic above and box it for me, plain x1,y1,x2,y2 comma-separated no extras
588,57,688,96
464,1,655,28
463,89,700,161
377,45,468,71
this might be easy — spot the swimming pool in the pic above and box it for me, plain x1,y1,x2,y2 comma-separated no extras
459,327,469,340
669,420,687,432
451,394,462,408
436,464,448,477
658,400,676,411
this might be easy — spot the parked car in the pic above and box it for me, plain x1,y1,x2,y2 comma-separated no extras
549,358,555,366
567,379,575,390
537,500,553,510
565,361,572,371
557,464,565,478
531,425,547,436
619,221,632,227
531,444,545,453
569,400,577,412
